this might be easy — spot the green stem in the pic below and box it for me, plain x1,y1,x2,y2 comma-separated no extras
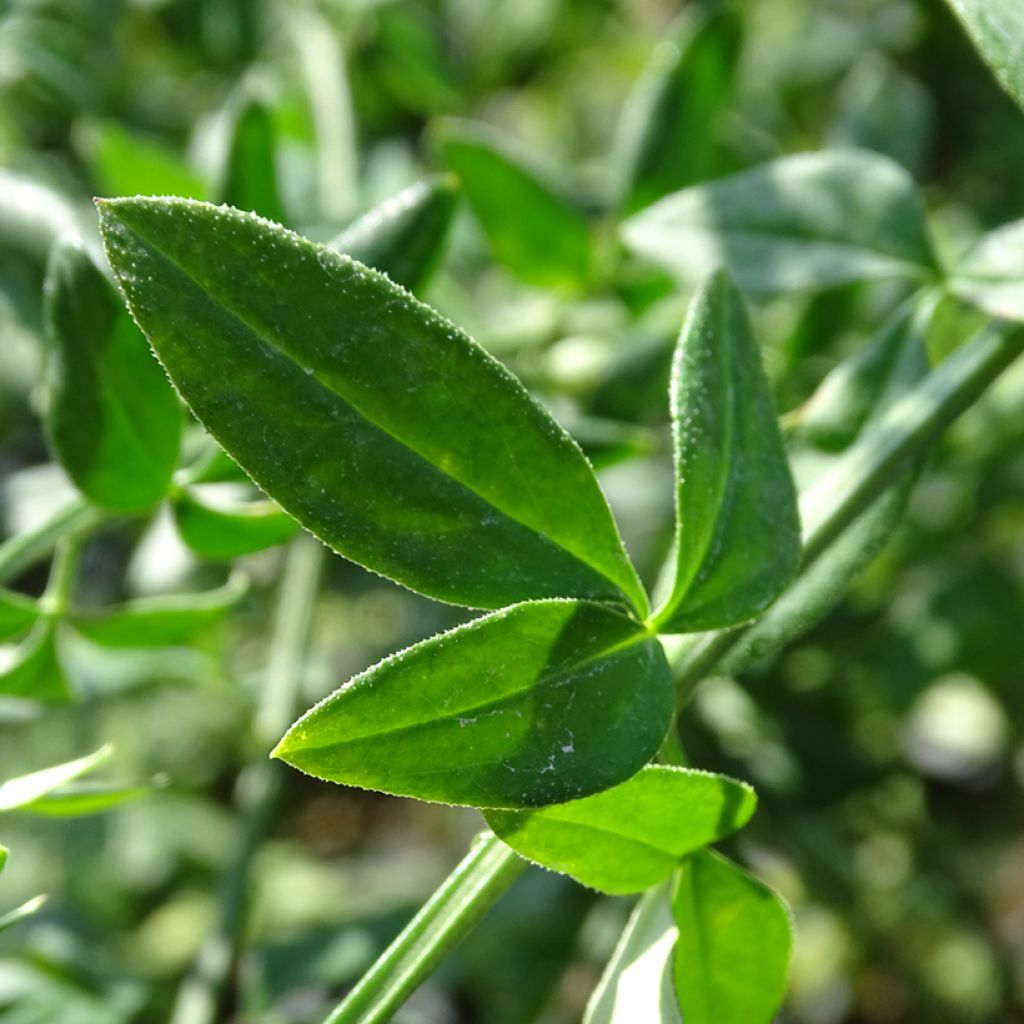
323,832,526,1024
169,533,325,1024
0,495,102,587
38,534,83,618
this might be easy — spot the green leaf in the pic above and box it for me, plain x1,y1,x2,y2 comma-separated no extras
0,844,6,874
97,197,645,614
485,766,756,894
273,600,671,809
171,489,298,561
0,588,39,641
672,851,793,1024
0,622,70,703
68,574,247,648
435,120,592,290
218,97,286,223
584,884,681,1024
0,894,48,934
10,781,151,817
950,220,1024,322
0,744,112,812
330,175,459,293
652,270,800,633
621,150,939,296
943,0,1024,113
615,5,742,214
43,237,182,512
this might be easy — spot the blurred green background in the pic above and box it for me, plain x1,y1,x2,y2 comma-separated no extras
1,0,1023,1021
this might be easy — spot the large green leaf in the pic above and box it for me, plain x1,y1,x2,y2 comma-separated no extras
584,884,682,1024
944,0,1024,113
435,120,592,290
330,176,459,293
98,197,645,613
620,150,939,296
672,851,793,1024
615,6,742,214
43,238,182,512
0,589,39,641
950,220,1024,322
485,766,755,894
273,600,671,809
652,270,800,633
171,489,298,561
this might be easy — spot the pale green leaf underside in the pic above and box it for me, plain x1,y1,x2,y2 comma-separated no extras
273,600,672,809
950,219,1024,322
672,850,793,1024
0,744,112,812
653,270,800,633
97,198,645,614
944,0,1024,113
621,149,938,296
486,765,756,894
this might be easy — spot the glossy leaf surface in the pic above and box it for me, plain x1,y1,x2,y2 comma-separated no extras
435,120,591,290
171,490,298,561
0,589,38,641
44,238,181,512
621,150,938,295
672,851,792,1024
584,884,682,1024
98,198,644,613
486,766,755,894
330,176,459,293
944,0,1024,112
653,271,800,633
273,600,671,809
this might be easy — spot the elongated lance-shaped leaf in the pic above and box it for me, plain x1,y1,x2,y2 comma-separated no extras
586,884,681,1024
653,270,800,633
68,574,247,648
171,489,298,561
330,176,459,294
950,219,1024,323
43,237,182,512
273,600,671,809
0,744,112,812
10,781,151,817
0,894,48,934
435,120,592,290
615,5,742,214
621,149,939,296
944,0,1024,114
0,589,39,641
97,198,646,614
672,850,793,1024
217,96,286,223
0,622,69,703
485,765,755,894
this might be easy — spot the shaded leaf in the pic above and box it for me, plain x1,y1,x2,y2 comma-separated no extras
0,622,70,703
435,120,592,290
621,150,938,295
273,600,671,809
218,96,286,223
0,589,39,641
43,237,182,512
0,744,112,811
486,766,755,894
330,175,459,294
944,0,1024,113
672,851,792,1024
98,197,645,613
172,489,298,561
653,270,800,633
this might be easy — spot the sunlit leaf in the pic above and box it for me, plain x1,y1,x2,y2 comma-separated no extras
944,0,1024,113
0,744,112,811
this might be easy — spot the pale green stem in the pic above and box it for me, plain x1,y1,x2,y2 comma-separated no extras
38,534,83,618
170,533,325,1024
0,495,102,587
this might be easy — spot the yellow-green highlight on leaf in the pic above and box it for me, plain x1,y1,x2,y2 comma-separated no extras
672,850,793,1024
486,765,756,894
652,270,800,634
171,489,298,561
273,600,671,809
97,197,646,614
43,237,182,513
621,149,939,296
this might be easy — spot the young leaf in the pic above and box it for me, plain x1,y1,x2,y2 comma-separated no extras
43,238,182,512
273,600,671,809
485,766,756,894
330,176,459,294
435,120,592,290
943,0,1024,113
171,489,298,561
218,96,286,223
672,850,793,1024
97,197,645,614
0,622,69,703
0,589,39,641
0,744,112,812
621,150,939,296
68,574,247,648
950,220,1024,322
584,884,682,1024
10,781,151,817
615,6,742,214
652,270,800,634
